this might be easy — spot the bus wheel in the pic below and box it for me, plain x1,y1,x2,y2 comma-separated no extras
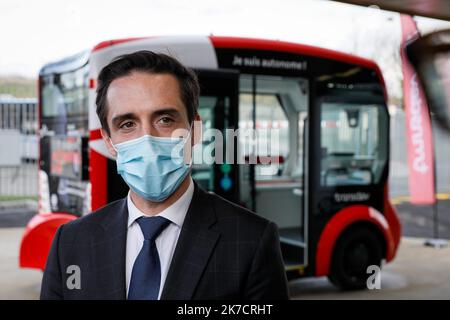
328,226,383,290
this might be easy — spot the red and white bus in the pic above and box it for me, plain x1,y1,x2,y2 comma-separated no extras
20,36,401,289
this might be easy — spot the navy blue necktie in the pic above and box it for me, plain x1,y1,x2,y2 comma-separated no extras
128,216,170,300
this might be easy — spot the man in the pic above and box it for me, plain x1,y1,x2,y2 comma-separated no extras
40,51,289,300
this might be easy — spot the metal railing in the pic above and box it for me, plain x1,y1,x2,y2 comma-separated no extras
0,98,38,201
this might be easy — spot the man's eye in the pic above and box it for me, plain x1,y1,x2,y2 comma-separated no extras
159,117,174,125
120,121,135,129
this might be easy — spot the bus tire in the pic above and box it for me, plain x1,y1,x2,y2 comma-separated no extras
328,226,383,290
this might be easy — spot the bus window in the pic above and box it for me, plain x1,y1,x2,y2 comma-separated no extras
320,103,387,187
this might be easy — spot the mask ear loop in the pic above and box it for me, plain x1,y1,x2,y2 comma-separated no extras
109,137,118,153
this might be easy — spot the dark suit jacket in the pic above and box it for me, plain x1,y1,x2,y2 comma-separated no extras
40,183,289,300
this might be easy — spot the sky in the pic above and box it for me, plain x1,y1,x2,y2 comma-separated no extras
1,0,449,99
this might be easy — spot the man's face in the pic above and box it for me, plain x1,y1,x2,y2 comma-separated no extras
102,71,191,156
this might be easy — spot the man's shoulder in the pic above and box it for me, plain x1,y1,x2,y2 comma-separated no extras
61,198,126,235
205,190,274,236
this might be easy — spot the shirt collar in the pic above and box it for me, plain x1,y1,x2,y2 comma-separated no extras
127,177,194,228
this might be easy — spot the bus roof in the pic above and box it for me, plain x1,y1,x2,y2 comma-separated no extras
39,50,90,76
40,35,382,77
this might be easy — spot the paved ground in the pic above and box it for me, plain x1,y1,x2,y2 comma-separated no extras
0,228,42,299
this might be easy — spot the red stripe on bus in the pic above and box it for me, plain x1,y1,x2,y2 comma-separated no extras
90,129,102,141
384,184,401,252
92,37,149,52
89,78,96,89
90,149,108,210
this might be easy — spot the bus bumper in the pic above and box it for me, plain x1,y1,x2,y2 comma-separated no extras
19,212,76,270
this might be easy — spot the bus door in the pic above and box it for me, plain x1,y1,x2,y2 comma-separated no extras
237,75,309,272
308,82,389,272
191,69,240,203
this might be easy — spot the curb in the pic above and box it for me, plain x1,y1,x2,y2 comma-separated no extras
0,200,38,214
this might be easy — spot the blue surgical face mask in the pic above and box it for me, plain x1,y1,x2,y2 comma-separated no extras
111,130,192,202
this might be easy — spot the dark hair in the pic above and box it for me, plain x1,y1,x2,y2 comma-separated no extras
96,50,200,136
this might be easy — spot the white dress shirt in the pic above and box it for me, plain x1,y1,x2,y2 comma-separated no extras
125,178,194,299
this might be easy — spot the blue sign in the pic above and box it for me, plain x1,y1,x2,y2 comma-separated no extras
220,176,233,191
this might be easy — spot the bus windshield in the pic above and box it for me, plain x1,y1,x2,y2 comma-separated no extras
41,64,89,120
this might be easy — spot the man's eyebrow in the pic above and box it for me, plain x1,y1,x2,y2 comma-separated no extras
152,108,182,118
111,113,139,127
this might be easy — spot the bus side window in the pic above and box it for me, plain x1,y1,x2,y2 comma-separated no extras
320,103,386,187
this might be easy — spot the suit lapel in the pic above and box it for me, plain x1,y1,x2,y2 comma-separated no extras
94,198,128,299
161,184,220,300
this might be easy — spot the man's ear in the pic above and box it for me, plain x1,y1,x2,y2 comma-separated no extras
101,128,117,158
192,114,202,147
